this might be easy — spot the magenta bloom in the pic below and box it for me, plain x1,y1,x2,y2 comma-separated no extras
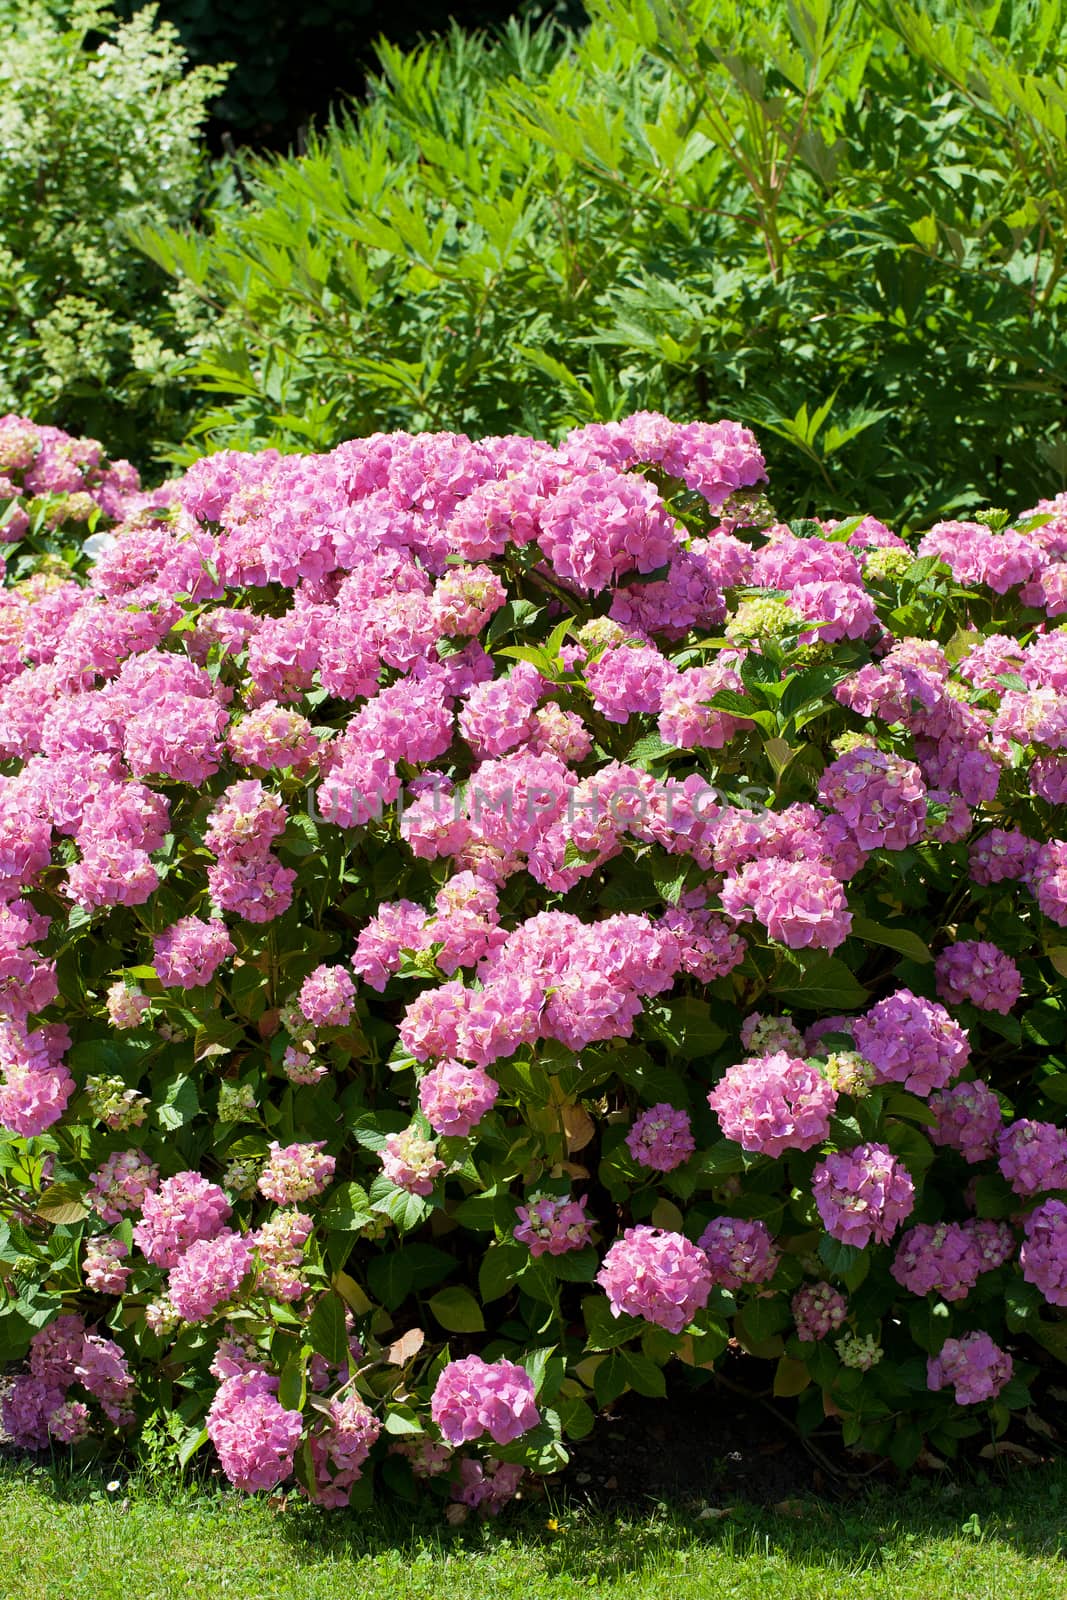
792,1281,848,1342
927,1332,1013,1405
297,963,356,1028
626,1104,696,1172
133,1173,231,1268
811,1142,915,1248
708,1051,836,1158
928,1080,1004,1164
380,1127,445,1196
1021,1198,1067,1305
207,1369,304,1493
934,941,1022,1014
697,1216,779,1290
514,1192,594,1257
890,1222,984,1302
168,1231,253,1323
596,1225,713,1334
720,858,852,951
852,990,969,1097
153,915,234,989
818,746,927,852
997,1119,1067,1196
419,1060,499,1137
431,1355,540,1446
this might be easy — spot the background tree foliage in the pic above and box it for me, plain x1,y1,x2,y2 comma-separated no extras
139,0,1067,525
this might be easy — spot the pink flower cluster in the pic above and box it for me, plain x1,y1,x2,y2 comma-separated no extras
852,990,969,1097
1020,1199,1067,1305
380,1127,446,1195
306,1393,381,1507
926,1332,1013,1404
514,1192,594,1257
708,1051,836,1158
419,1061,500,1137
596,1225,713,1333
934,941,1022,1014
997,1119,1067,1196
1,1313,135,1448
698,1216,779,1289
153,915,234,990
206,1369,304,1493
430,1355,540,1446
133,1172,232,1268
626,1104,696,1172
811,1143,915,1247
792,1281,848,1342
891,1220,1009,1302
257,1141,336,1203
928,1080,1003,1163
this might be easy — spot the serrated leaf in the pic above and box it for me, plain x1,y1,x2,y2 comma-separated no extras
319,1182,374,1232
36,1184,89,1226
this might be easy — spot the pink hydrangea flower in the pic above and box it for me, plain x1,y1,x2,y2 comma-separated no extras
380,1127,446,1196
811,1142,915,1248
452,1457,525,1514
698,1216,779,1289
153,916,235,989
84,1237,130,1295
934,941,1022,1014
253,1209,314,1303
997,1119,1067,1196
720,858,852,950
86,1149,158,1224
207,1369,304,1493
818,746,927,851
626,1104,696,1172
852,990,969,1097
927,1332,1013,1404
419,1060,499,1137
168,1231,253,1323
890,1222,985,1302
431,1355,540,1446
257,1141,336,1204
596,1224,713,1333
1020,1198,1067,1305
306,1392,382,1508
514,1192,594,1256
297,964,356,1028
928,1080,1003,1163
792,1281,848,1341
133,1173,232,1268
708,1052,836,1158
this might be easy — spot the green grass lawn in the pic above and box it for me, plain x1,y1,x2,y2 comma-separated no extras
2,1457,1066,1600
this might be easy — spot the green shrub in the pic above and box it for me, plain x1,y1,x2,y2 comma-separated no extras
1,406,1067,1501
0,3,228,463
143,0,1067,522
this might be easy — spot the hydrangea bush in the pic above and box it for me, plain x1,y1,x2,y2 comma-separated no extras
1,406,1067,1508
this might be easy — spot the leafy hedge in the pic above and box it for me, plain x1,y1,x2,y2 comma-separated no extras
0,3,226,462
141,0,1067,523
1,407,1067,1508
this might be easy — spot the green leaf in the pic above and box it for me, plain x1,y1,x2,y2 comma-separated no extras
427,1285,485,1333
818,1235,863,1277
849,915,933,965
307,1293,350,1366
35,1183,89,1226
583,1294,646,1351
319,1182,375,1232
479,1240,526,1303
771,954,868,1012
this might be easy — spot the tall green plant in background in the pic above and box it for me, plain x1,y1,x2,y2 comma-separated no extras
0,2,227,460
140,0,1067,522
